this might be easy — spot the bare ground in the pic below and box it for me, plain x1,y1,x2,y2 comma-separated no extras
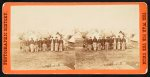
11,48,75,70
75,47,140,70
11,42,139,70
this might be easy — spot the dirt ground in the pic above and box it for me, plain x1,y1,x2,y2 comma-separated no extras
11,42,139,70
75,47,140,70
11,48,75,70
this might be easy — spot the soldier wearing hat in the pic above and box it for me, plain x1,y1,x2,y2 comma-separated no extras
58,38,64,51
54,37,59,51
93,36,97,51
121,36,126,50
116,35,121,50
47,37,51,51
112,36,117,50
24,39,30,52
50,37,55,51
109,37,114,50
34,39,39,52
97,37,102,51
42,38,47,51
29,38,35,52
86,37,92,51
38,38,43,51
105,37,109,51
101,37,105,50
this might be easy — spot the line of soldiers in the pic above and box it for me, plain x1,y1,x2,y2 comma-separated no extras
20,37,64,52
83,36,126,51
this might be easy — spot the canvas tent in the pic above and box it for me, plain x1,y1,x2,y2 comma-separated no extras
68,32,82,43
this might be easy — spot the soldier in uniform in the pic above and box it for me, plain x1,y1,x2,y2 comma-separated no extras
24,39,30,52
121,36,126,50
38,38,43,52
19,39,25,51
92,36,97,51
105,37,109,51
101,37,105,50
97,37,102,51
50,37,55,51
47,37,51,51
42,38,47,51
83,38,86,48
64,40,69,51
112,36,117,50
29,38,35,52
58,38,64,51
116,35,121,50
87,37,93,51
54,37,59,51
108,37,111,50
110,37,114,50
83,37,88,51
34,39,39,52
22,39,27,52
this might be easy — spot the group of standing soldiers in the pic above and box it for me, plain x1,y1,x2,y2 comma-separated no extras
83,36,126,51
20,37,64,52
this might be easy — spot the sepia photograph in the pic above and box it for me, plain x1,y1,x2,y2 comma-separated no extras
10,4,140,70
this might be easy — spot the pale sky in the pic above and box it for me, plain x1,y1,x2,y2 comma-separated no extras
11,5,139,40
